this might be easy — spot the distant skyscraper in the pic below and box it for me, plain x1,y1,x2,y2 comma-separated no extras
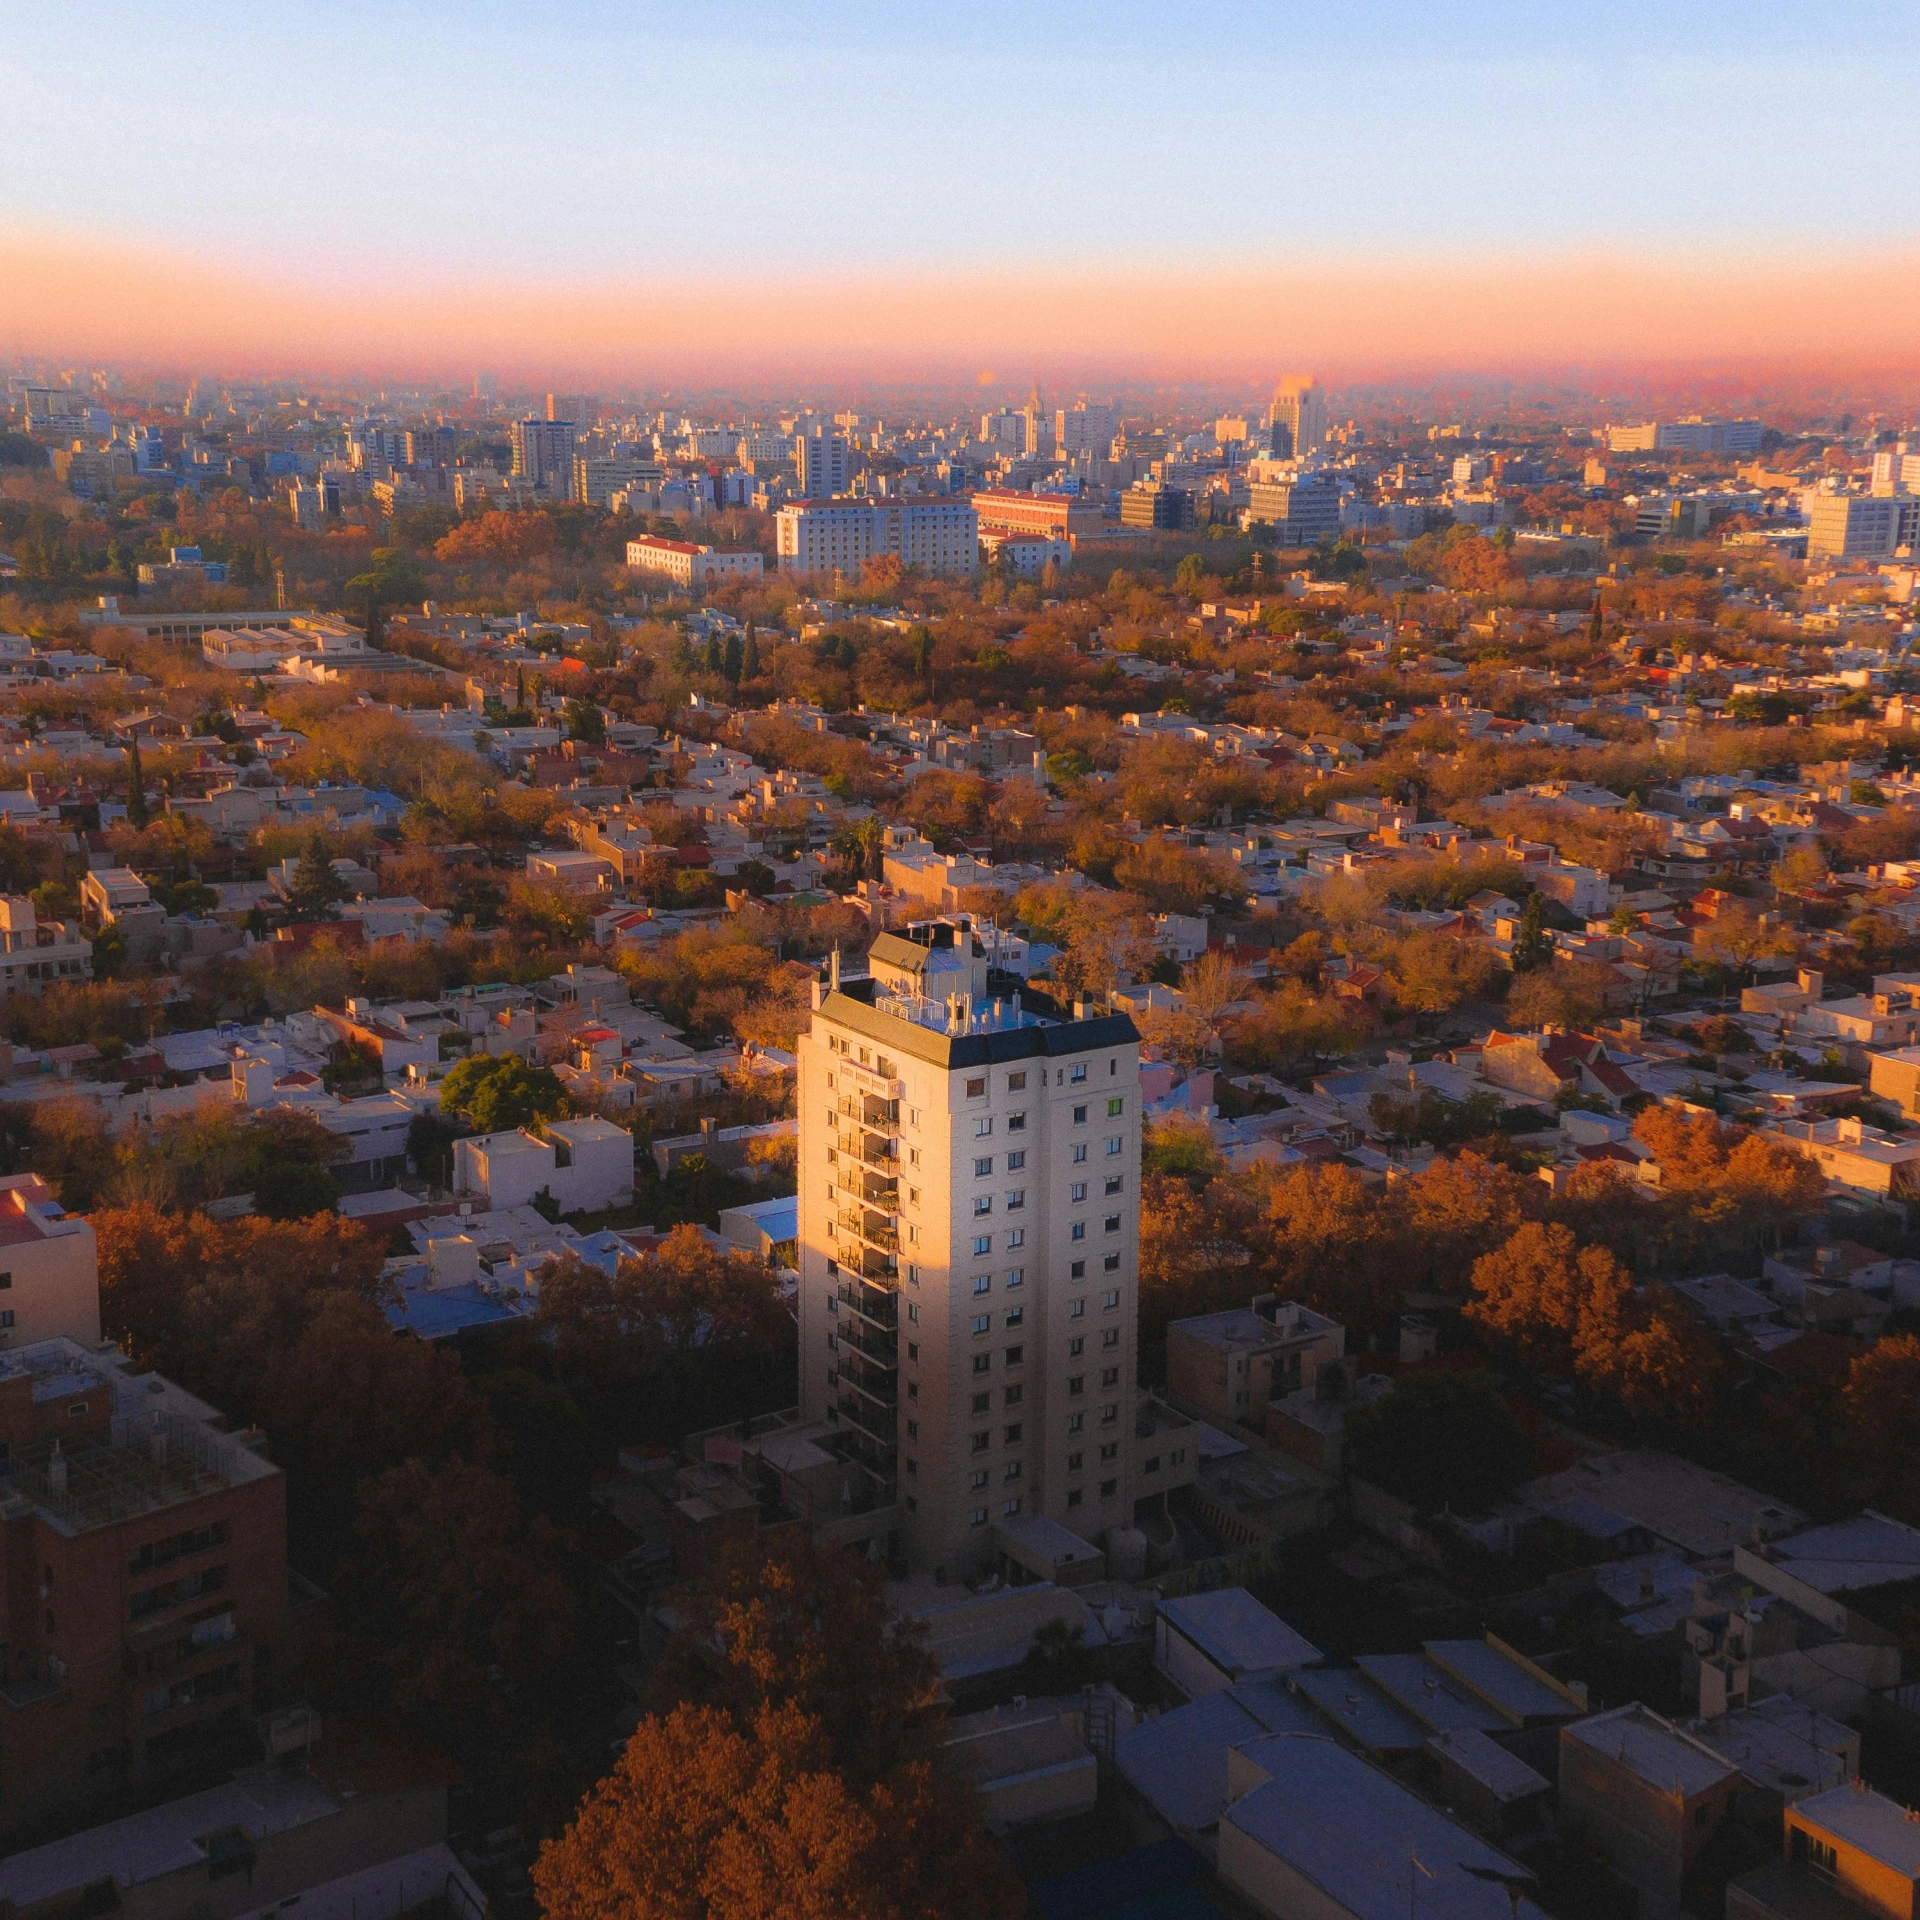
1268,377,1327,459
511,417,577,492
1022,383,1052,459
1054,401,1117,460
796,424,851,499
547,393,591,426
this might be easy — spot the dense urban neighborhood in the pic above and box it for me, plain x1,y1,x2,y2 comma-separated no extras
3,358,1920,1920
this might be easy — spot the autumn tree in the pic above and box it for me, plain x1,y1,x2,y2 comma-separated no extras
1467,1221,1632,1373
1841,1336,1920,1521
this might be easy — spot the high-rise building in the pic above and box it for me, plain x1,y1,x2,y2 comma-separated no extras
796,425,851,499
511,417,577,492
776,498,977,576
547,392,592,427
1806,491,1920,562
1054,401,1115,461
1871,442,1920,496
979,410,1026,449
1021,384,1052,460
1267,378,1327,459
404,425,457,467
1245,472,1341,544
797,926,1145,1579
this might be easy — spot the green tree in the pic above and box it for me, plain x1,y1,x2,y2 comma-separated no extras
286,835,346,922
438,1053,567,1133
564,698,606,746
741,621,761,680
254,1158,342,1220
1347,1372,1534,1515
1510,889,1552,973
125,734,149,831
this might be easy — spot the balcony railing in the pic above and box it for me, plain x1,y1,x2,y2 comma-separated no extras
837,1358,898,1408
835,1393,897,1448
838,1323,897,1365
837,1280,898,1330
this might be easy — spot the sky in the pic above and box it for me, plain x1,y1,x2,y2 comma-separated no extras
4,1,1919,383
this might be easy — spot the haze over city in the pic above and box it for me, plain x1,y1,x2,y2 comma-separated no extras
8,9,1920,1920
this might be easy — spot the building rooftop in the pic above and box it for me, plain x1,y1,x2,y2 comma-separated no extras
1428,1728,1553,1803
1523,1450,1804,1558
1691,1696,1855,1800
1424,1639,1586,1724
1290,1667,1429,1754
1794,1782,1920,1878
1356,1653,1510,1734
1563,1703,1738,1799
1162,1588,1319,1680
0,1766,338,1905
1114,1684,1321,1834
1224,1734,1549,1920
1761,1512,1920,1594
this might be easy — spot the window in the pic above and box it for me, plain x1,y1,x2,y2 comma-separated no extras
973,1353,992,1374
1004,1306,1023,1328
972,1314,990,1335
0,1311,13,1330
907,1264,920,1285
970,1508,988,1527
1100,1479,1118,1498
1005,1267,1024,1288
974,1195,993,1216
1067,1451,1084,1472
1005,1189,1025,1212
1069,1336,1085,1357
1100,1404,1119,1425
1071,1222,1086,1242
1067,1488,1083,1508
1004,1383,1023,1406
970,1470,988,1490
907,1341,919,1361
1006,1150,1026,1171
1004,1228,1025,1250
908,1146,921,1167
907,1301,920,1323
1007,1071,1027,1091
1105,1175,1124,1196
972,1391,992,1413
1072,1104,1088,1124
905,1494,918,1512
972,1234,992,1255
1003,1498,1021,1517
1005,1344,1024,1366
974,1156,993,1177
1104,1253,1121,1272
1104,1215,1121,1235
907,1381,918,1400
974,1118,993,1138
905,1457,917,1476
1144,1456,1161,1475
0,1273,10,1291
1070,1064,1088,1084
971,1432,991,1454
1066,1411,1085,1434
1106,1136,1123,1156
1102,1328,1120,1349
1069,1295,1086,1316
68,1402,87,1420
1007,1112,1026,1133
1070,1181,1088,1203
965,1076,986,1097
1072,1144,1088,1165
1102,1367,1120,1388
1068,1375,1085,1397
973,1274,992,1295
1107,1097,1125,1117
1100,1441,1119,1462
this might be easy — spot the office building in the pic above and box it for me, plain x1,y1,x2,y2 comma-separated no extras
1267,378,1327,459
577,455,663,507
1244,472,1340,544
1055,402,1117,460
796,425,851,500
1608,418,1764,456
403,425,456,467
1120,483,1195,531
797,924,1143,1579
972,489,1107,546
547,392,592,426
1807,492,1920,562
625,535,766,589
979,410,1026,449
776,498,977,577
511,417,576,493
1872,442,1920,496
0,1337,292,1823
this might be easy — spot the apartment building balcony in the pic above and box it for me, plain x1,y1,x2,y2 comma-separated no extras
836,1354,898,1409
837,1321,897,1366
837,1277,898,1330
834,1391,897,1449
834,1206,899,1254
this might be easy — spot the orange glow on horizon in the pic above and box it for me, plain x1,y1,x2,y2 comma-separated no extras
7,230,1920,385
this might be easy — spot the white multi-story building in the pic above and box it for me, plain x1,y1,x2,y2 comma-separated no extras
624,535,765,589
1267,377,1327,458
776,498,977,577
798,922,1143,1579
510,417,576,492
795,426,850,499
1054,402,1117,460
1807,491,1920,562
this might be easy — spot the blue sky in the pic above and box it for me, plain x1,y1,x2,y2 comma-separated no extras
6,0,1918,281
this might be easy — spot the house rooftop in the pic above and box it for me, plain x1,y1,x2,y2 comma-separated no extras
1793,1782,1920,1878
1563,1703,1737,1799
1760,1511,1920,1595
1161,1588,1319,1679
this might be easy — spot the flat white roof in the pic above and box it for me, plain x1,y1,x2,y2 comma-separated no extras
1162,1588,1319,1679
1563,1704,1736,1799
1796,1782,1920,1877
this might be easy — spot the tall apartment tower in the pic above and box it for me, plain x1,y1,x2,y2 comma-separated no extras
796,424,851,499
797,923,1142,1581
1021,383,1053,460
511,416,577,492
1267,377,1327,459
1055,401,1117,460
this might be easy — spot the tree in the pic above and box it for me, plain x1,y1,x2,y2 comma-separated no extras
741,621,761,681
1510,890,1553,973
1467,1220,1631,1373
254,1157,341,1219
1842,1336,1920,1521
439,1053,567,1134
124,734,148,831
1346,1373,1534,1515
336,1455,576,1737
286,834,346,922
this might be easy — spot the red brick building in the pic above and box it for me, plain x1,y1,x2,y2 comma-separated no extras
0,1339,293,1824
